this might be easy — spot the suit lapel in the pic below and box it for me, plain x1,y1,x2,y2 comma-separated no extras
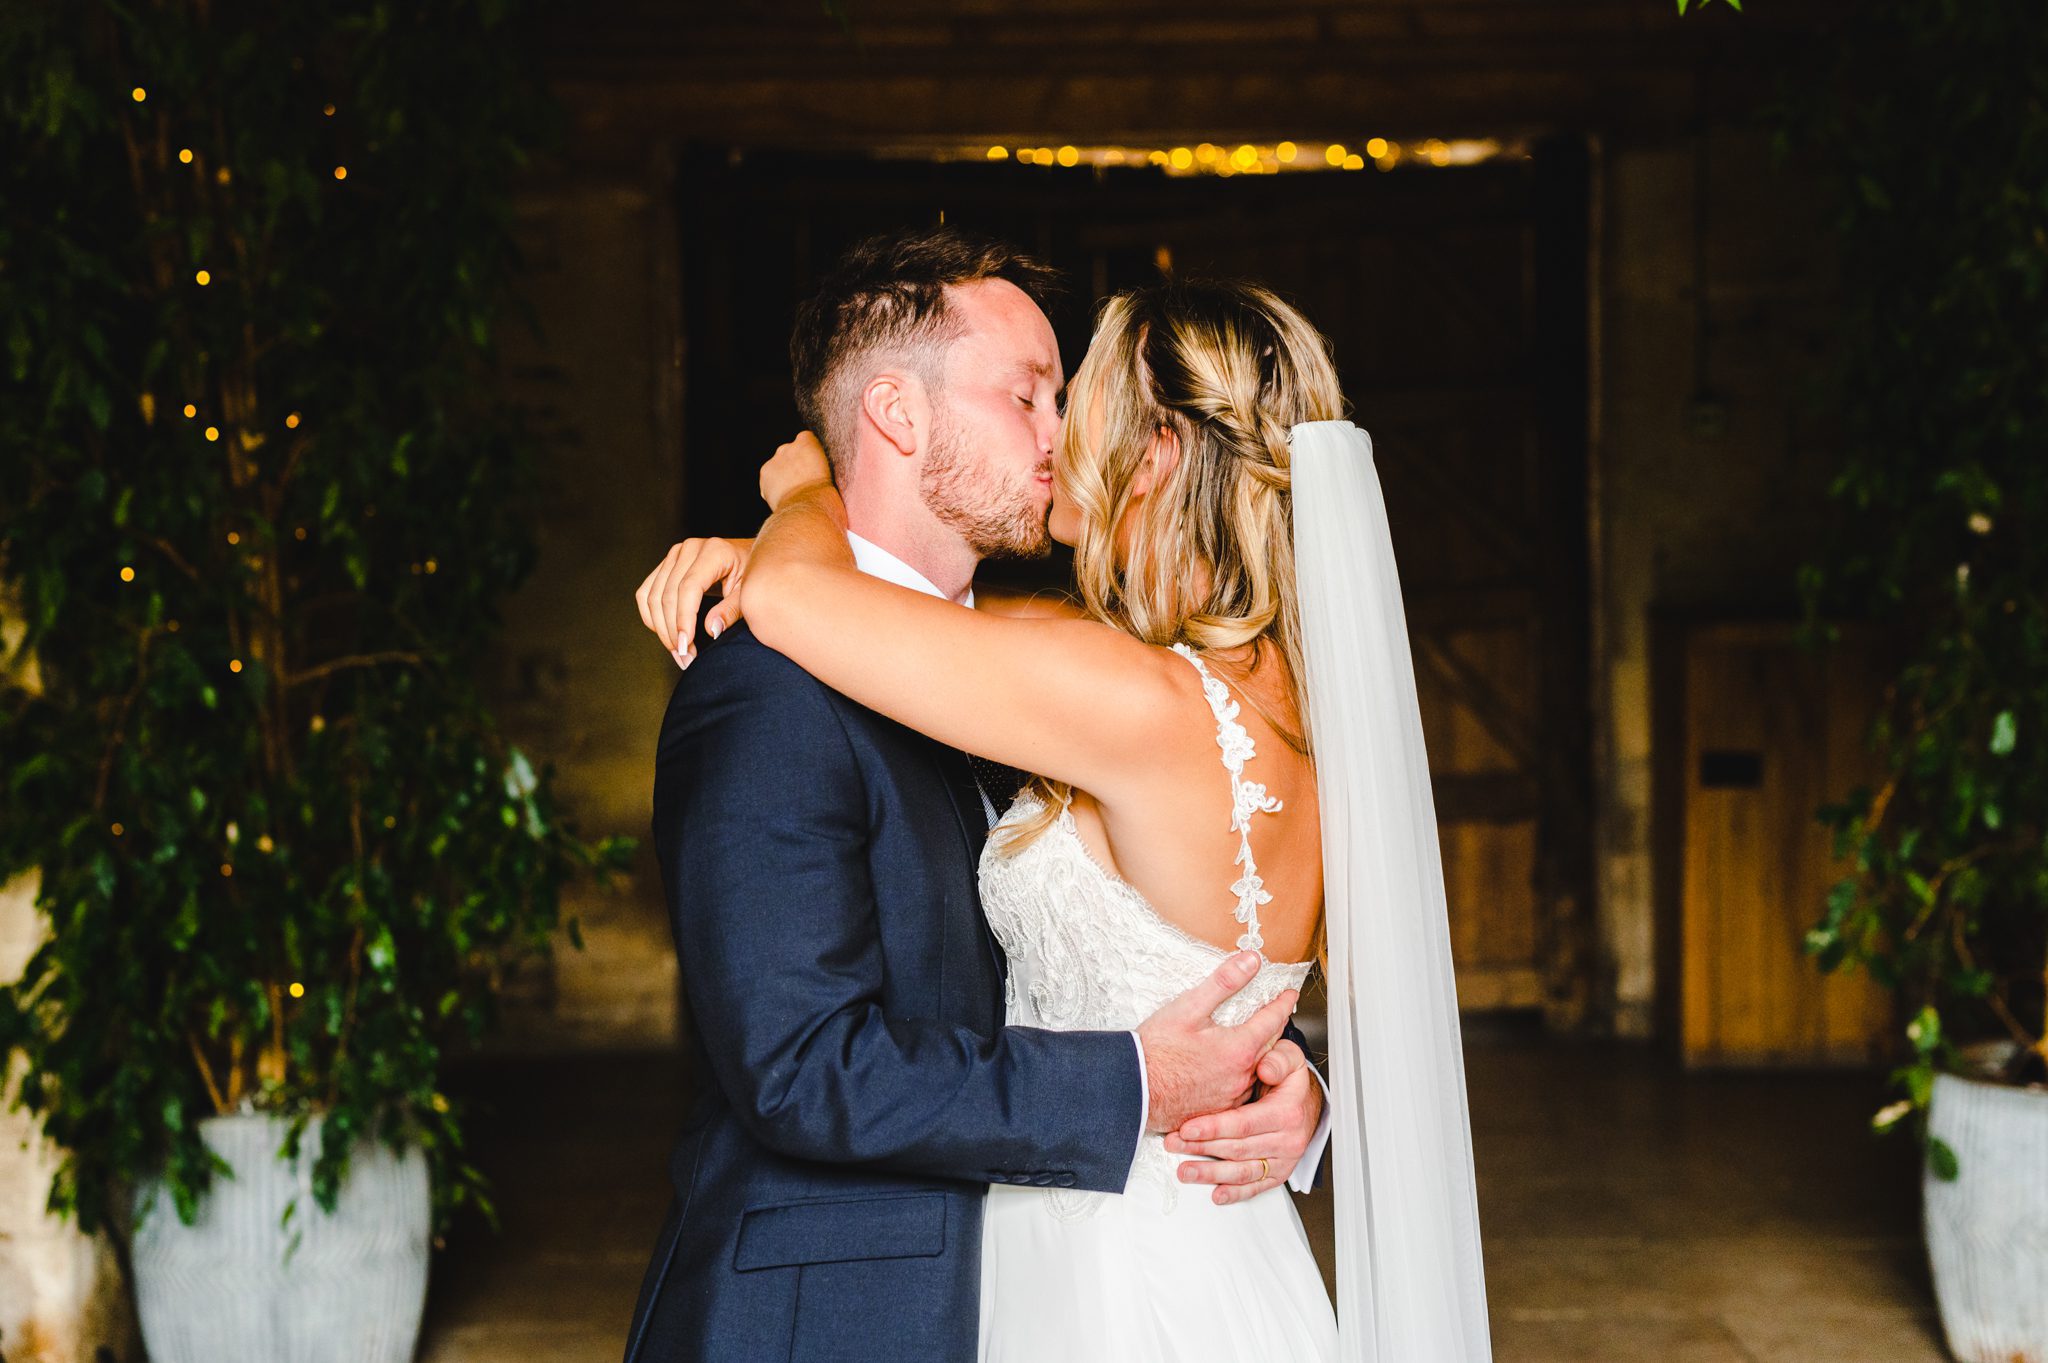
932,745,1006,983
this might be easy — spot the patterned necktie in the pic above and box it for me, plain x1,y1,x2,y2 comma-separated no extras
966,753,1028,819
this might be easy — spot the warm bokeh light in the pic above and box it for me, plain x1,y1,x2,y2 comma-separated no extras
204,426,220,441
880,137,1522,178
179,148,194,164
334,165,348,180
194,269,211,286
119,566,135,582
130,87,146,103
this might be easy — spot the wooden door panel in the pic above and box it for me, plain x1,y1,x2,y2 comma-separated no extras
1680,623,1894,1066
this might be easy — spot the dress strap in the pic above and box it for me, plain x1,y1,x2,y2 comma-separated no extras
1168,643,1283,953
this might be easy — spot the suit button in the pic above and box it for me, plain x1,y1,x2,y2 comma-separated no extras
1030,1173,1055,1187
1055,1173,1076,1188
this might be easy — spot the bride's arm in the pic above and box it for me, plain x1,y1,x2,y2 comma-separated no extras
743,483,1183,797
637,546,1076,666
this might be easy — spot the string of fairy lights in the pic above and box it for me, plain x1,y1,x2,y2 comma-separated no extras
117,80,363,941
878,137,1523,176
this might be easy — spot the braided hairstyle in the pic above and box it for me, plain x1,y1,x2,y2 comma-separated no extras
1000,278,1346,855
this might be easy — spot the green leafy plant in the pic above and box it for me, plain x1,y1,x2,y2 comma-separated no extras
1676,0,1743,13
1788,0,2048,1177
0,0,632,1240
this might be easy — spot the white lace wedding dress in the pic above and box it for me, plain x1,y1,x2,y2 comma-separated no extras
976,644,1339,1362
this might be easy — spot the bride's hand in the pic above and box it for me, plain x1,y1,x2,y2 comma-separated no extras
634,536,753,669
760,431,834,511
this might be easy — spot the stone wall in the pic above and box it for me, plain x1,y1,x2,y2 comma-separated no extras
484,177,685,1052
0,607,136,1363
1591,126,1837,1037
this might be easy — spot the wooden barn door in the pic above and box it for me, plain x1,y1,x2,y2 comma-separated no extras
1677,621,1894,1065
679,142,1595,1021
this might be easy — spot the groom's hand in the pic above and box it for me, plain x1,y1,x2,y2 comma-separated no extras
1135,951,1299,1135
1163,1039,1323,1205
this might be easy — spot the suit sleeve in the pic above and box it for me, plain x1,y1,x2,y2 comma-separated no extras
1283,1019,1333,1191
653,635,1143,1193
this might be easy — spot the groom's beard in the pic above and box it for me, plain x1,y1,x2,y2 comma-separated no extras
919,404,1053,561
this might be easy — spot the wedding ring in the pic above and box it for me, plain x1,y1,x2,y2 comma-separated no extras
1258,1157,1270,1181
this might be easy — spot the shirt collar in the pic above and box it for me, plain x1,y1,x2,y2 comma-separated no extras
846,531,975,609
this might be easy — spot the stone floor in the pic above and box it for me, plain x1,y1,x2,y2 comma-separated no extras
417,1018,1951,1363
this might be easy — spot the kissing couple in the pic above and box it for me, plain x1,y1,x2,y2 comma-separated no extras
622,227,1492,1362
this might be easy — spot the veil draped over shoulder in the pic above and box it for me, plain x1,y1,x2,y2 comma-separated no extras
1290,419,1494,1361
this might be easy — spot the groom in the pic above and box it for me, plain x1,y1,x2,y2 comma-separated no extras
623,228,1327,1363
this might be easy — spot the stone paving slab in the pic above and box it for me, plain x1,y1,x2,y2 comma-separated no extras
417,1033,1953,1363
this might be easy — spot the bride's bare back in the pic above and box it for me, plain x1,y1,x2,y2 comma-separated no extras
1055,638,1323,965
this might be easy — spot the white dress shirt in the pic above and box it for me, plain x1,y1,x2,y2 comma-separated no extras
844,530,1331,1194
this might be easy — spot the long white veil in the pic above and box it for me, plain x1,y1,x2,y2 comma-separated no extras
1291,420,1493,1360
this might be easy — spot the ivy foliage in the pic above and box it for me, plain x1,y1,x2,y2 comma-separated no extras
1788,0,2048,1171
0,0,633,1238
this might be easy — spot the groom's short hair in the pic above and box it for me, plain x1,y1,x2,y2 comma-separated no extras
791,227,1061,480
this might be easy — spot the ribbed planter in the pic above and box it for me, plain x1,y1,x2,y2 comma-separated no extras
1923,1070,2048,1363
130,1112,431,1363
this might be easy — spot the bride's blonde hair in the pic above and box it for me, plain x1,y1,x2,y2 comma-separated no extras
1000,278,1345,854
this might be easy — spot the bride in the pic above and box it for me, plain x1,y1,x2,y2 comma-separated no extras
637,279,1492,1361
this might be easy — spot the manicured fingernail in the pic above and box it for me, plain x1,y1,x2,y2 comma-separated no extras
707,620,722,640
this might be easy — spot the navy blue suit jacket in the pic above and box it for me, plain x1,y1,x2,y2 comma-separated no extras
621,622,1145,1363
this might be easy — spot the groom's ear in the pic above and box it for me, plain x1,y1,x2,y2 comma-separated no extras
1130,424,1182,499
859,372,925,459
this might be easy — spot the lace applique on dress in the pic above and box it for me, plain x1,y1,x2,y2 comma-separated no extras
976,642,1311,1220
1168,643,1284,953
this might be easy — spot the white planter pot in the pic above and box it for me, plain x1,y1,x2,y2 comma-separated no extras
1923,1069,2048,1363
130,1112,431,1363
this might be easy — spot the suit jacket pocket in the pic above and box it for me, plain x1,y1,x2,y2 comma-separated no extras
733,1191,948,1272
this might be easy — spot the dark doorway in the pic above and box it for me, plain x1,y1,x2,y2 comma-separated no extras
678,143,1594,1022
